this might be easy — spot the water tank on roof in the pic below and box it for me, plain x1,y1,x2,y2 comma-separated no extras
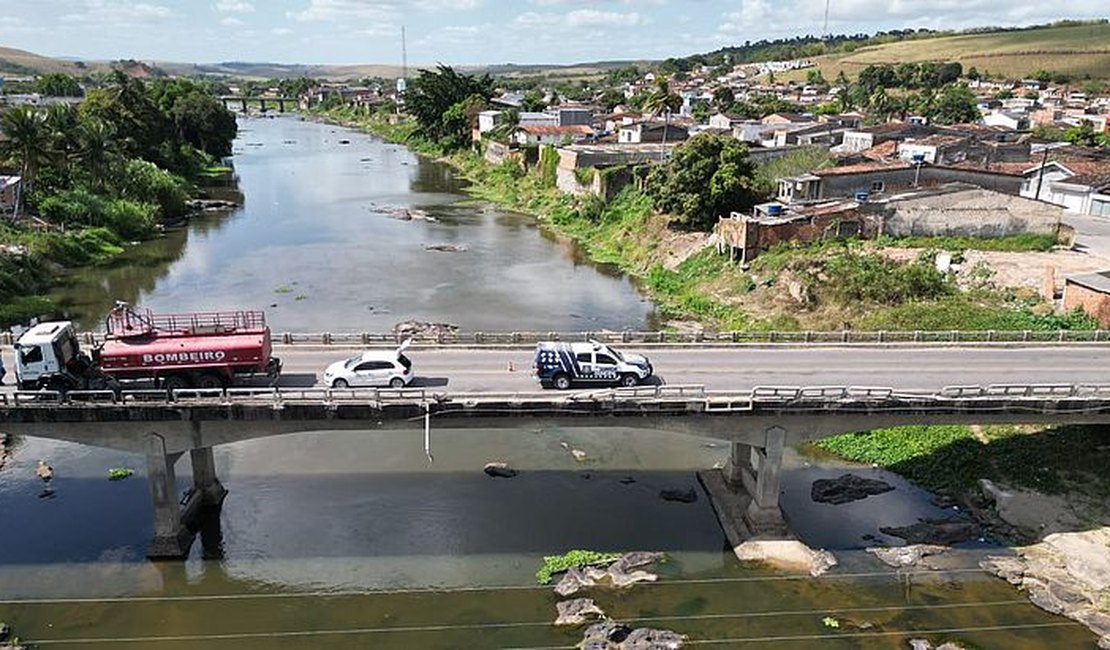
855,191,869,203
766,204,783,216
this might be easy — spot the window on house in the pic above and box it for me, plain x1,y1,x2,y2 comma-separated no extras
1092,199,1110,218
870,181,885,193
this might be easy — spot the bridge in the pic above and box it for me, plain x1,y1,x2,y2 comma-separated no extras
220,96,297,113
3,340,1109,558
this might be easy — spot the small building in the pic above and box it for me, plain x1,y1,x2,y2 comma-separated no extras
514,124,594,147
982,110,1030,131
1065,272,1110,327
871,184,1062,239
0,175,22,213
715,200,875,263
1020,160,1110,215
617,122,689,144
477,110,503,134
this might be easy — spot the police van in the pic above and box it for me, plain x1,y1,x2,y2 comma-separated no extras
533,340,653,390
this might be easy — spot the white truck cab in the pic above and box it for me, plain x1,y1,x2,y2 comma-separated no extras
14,321,82,390
533,340,653,390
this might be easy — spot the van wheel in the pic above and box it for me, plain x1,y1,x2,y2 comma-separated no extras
162,375,190,392
389,377,405,388
619,373,639,388
195,373,224,390
553,374,572,390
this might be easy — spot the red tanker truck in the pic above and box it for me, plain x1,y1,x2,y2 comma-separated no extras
14,303,282,392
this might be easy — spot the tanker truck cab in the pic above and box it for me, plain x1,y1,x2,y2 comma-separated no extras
14,321,83,390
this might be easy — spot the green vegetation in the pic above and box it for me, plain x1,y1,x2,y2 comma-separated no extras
404,65,494,150
108,467,135,481
883,233,1058,253
535,549,624,585
0,72,238,327
814,424,1110,501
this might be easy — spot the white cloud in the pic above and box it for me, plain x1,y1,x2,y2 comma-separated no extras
566,9,643,27
289,0,478,22
214,0,255,13
220,16,244,26
271,27,293,35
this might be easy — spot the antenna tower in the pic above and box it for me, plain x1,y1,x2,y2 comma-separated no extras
823,0,831,40
402,25,408,82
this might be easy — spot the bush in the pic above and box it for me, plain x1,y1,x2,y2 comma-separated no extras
41,228,124,266
37,188,106,228
109,159,190,221
103,200,158,239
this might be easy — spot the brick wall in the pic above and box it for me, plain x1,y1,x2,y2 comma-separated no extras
1064,281,1110,328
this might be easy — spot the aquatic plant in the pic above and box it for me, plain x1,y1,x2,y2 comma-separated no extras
536,549,623,585
108,467,135,481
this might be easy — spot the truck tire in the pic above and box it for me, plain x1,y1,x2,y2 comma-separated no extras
332,378,349,389
194,373,224,390
619,373,639,388
162,375,190,393
553,373,572,390
389,377,405,388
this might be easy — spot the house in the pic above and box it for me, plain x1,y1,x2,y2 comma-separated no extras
769,122,849,148
1064,272,1110,327
1020,159,1110,215
777,174,822,204
553,107,593,127
617,122,689,144
761,112,812,126
897,135,970,164
555,143,673,198
477,110,503,135
0,175,22,212
514,124,594,147
732,120,773,143
708,113,744,130
836,122,936,154
794,159,1025,201
982,110,1029,131
715,200,876,263
519,112,558,129
602,111,642,133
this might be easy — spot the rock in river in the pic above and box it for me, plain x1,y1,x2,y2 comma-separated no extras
659,487,698,503
393,320,458,340
554,598,605,626
811,474,894,505
483,462,518,478
879,519,979,545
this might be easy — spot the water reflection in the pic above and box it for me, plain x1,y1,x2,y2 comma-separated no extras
49,116,659,332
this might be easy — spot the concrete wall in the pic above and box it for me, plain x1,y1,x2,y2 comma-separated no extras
820,167,1022,200
877,188,1062,238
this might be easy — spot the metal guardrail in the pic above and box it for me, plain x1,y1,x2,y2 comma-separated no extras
5,383,1110,409
8,328,1110,348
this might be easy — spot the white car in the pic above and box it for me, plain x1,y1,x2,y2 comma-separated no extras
323,341,414,389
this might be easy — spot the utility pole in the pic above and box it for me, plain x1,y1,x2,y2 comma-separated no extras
823,0,831,40
1033,144,1050,201
396,25,408,114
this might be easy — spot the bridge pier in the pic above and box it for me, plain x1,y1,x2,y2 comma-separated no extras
145,436,227,560
704,426,788,542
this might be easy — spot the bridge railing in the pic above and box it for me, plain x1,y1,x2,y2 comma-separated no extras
8,382,1110,409
19,328,1110,348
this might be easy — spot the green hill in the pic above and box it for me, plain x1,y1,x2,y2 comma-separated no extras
812,22,1110,80
0,46,92,76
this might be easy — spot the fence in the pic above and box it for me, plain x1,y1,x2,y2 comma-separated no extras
10,328,1110,348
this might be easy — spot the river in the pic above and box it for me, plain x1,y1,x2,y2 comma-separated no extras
0,117,1098,648
47,116,659,333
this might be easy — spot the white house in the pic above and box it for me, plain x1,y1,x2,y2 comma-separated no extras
514,125,593,147
982,110,1029,131
477,110,502,134
1021,160,1110,216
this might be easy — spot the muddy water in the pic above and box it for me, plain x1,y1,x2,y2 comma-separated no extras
0,429,1096,648
46,116,659,333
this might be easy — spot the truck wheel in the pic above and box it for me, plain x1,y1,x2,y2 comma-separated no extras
332,378,349,389
195,373,224,390
619,373,639,388
553,374,572,390
389,377,405,388
162,375,190,392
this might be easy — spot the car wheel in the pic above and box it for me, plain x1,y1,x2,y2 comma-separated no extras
619,373,639,388
553,374,572,390
332,378,349,389
389,377,405,389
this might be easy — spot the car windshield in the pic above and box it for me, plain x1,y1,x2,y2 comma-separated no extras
343,355,362,369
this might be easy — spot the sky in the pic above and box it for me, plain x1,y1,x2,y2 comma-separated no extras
1,1,1107,67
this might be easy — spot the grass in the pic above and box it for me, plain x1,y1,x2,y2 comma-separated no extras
813,424,1110,500
880,233,1058,253
808,22,1110,81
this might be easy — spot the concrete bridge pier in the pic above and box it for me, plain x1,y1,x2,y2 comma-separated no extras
701,425,788,542
725,426,788,537
145,437,227,560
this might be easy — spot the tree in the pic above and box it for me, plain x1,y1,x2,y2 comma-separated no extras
35,73,83,97
929,84,979,125
0,106,52,198
1064,120,1104,147
170,92,238,158
641,81,681,117
521,90,547,112
405,65,494,147
713,86,735,110
645,133,761,230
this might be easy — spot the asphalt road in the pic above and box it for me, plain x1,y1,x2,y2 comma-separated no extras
262,345,1107,393
1,344,1105,394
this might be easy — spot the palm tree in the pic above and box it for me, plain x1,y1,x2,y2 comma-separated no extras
73,118,117,190
0,106,51,216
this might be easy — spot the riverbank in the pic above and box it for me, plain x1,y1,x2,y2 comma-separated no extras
319,109,1110,643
